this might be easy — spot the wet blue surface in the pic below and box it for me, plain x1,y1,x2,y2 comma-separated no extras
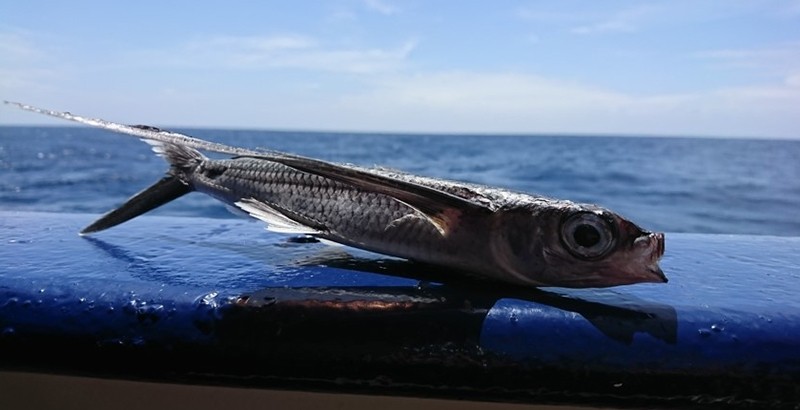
1,211,799,406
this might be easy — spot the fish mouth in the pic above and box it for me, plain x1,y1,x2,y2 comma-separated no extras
646,232,667,283
635,232,665,259
632,231,667,283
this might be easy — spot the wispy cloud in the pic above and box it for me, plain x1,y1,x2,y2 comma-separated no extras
786,73,800,87
327,9,358,23
518,3,794,36
516,5,662,36
193,35,316,52
0,67,58,90
569,6,659,35
0,29,61,91
694,42,800,85
698,43,800,58
124,34,417,74
0,31,46,61
331,70,799,138
3,2,798,138
515,8,583,23
363,0,399,16
338,72,641,133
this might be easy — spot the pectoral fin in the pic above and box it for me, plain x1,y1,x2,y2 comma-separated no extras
253,156,494,236
80,176,191,235
5,101,496,236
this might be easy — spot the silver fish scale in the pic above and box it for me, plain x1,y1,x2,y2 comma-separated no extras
189,157,474,265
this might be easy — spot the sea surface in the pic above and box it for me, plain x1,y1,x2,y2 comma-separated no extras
1,126,799,236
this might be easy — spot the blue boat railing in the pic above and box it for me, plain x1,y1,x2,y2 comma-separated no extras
1,211,799,408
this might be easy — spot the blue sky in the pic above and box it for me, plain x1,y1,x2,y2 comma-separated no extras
1,1,799,138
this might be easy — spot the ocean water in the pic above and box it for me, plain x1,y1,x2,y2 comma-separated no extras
1,126,799,236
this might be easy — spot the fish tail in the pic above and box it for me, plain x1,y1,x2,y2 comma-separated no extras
80,142,204,235
80,175,192,234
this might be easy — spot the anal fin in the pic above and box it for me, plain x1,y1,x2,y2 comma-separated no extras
81,175,191,234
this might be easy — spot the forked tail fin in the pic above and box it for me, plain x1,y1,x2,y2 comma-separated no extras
80,142,205,234
80,175,192,234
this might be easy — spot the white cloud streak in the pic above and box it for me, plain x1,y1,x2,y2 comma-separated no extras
125,35,416,74
516,4,662,35
0,31,45,61
518,2,799,37
569,5,660,35
0,30,61,92
329,71,800,138
694,42,800,73
363,0,399,15
2,26,797,138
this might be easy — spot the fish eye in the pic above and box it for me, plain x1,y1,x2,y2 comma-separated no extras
560,212,616,260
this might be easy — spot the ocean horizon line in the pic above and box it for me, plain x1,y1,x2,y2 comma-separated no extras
1,124,797,142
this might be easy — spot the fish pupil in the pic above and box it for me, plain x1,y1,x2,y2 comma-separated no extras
574,224,600,247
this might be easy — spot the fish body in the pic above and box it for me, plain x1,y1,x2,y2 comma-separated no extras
177,151,499,275
6,102,667,288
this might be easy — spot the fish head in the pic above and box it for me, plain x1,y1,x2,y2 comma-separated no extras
492,204,666,288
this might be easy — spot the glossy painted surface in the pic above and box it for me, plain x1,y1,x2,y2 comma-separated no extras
1,211,799,407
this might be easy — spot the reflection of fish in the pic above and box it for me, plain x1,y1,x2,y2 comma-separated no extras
8,102,666,288
232,285,678,346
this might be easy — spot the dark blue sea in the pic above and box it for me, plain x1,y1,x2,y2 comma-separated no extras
1,126,799,236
